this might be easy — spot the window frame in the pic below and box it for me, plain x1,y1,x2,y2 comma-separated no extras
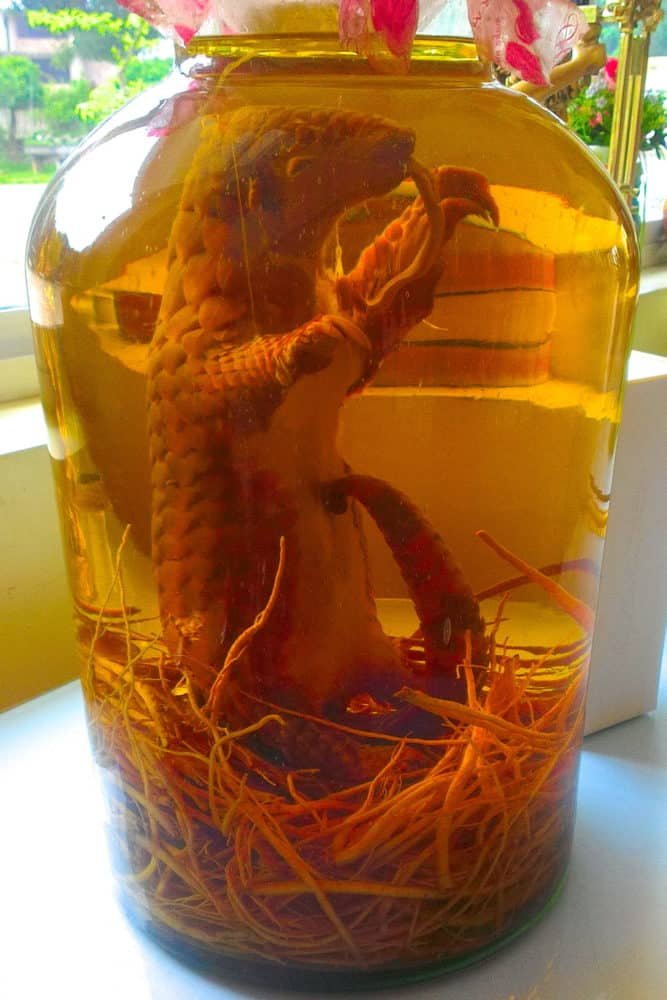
0,307,39,404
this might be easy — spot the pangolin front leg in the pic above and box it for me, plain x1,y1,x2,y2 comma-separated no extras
334,165,499,378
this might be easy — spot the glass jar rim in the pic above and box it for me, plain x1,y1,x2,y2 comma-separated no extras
177,34,490,81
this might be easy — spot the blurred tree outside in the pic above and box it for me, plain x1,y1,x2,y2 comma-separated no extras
22,2,172,128
75,55,172,123
18,0,153,63
0,1,173,168
0,54,43,158
40,76,90,139
23,3,159,69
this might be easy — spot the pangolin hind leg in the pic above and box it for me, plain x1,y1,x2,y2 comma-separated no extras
325,474,488,701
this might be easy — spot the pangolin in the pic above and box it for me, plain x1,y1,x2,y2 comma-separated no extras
146,104,497,758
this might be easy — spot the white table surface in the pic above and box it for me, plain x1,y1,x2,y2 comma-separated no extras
1,676,666,1000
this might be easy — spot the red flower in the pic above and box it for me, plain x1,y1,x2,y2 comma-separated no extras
603,57,618,90
605,57,618,81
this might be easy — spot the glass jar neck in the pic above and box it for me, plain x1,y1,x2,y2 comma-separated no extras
178,35,491,85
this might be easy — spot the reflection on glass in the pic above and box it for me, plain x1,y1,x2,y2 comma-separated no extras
26,37,637,987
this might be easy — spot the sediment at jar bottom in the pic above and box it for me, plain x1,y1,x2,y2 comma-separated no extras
116,867,570,989
83,573,587,974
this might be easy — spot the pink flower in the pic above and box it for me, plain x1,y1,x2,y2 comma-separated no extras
118,0,213,43
589,111,603,127
340,0,586,81
467,0,588,86
339,0,418,63
146,80,202,136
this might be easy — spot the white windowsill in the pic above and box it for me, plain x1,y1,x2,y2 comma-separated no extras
0,672,665,999
0,396,47,456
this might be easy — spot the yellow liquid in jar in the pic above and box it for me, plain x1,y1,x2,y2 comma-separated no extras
27,37,636,984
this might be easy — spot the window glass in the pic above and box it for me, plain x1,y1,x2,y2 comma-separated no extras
595,18,667,225
645,27,667,225
0,2,664,314
0,1,173,310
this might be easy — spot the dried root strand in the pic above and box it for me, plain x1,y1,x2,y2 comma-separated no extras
476,530,595,635
81,531,588,971
84,637,583,969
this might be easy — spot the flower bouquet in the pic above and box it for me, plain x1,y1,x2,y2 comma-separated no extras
120,0,588,82
567,58,667,157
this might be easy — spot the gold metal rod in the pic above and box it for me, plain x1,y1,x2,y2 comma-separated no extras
607,29,651,195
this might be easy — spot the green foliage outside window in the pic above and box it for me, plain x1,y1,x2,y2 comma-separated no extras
75,57,172,125
7,3,173,142
0,55,44,158
24,8,158,68
41,79,91,137
567,61,667,156
123,56,173,88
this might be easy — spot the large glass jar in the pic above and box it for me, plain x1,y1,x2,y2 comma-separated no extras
26,32,638,989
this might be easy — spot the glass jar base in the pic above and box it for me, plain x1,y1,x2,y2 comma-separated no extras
116,869,569,992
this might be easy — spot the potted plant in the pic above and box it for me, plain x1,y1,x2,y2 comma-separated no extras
567,57,667,160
